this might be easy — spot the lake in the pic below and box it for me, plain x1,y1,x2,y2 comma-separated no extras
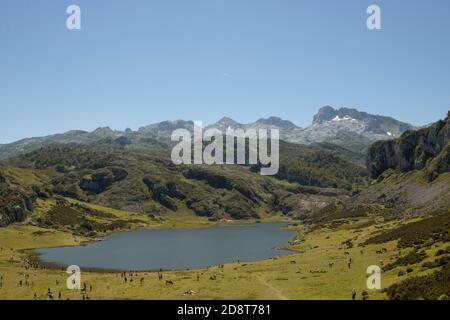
35,222,295,271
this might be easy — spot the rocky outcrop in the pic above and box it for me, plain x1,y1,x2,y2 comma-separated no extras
224,195,258,219
79,167,128,194
114,136,132,146
80,170,113,194
183,168,233,190
142,178,185,211
186,197,220,217
183,167,261,203
367,112,450,179
425,141,450,182
111,167,128,181
0,183,33,227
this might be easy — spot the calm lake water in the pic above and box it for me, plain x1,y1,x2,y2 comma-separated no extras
36,222,295,271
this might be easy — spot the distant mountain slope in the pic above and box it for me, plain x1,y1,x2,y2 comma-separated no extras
314,111,450,222
271,141,368,190
4,141,363,223
0,106,415,158
0,128,123,159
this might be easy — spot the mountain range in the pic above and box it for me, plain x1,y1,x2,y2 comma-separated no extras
0,106,415,158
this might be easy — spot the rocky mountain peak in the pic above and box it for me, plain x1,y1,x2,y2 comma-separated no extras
254,116,298,129
312,106,338,124
216,116,238,125
92,127,115,136
312,106,414,136
209,117,243,131
138,120,194,134
312,106,375,124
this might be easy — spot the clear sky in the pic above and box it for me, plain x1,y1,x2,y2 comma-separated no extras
1,0,449,143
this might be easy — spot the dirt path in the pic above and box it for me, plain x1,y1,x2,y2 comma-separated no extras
257,276,289,300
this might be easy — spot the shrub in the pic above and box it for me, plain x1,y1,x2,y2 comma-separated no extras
365,213,450,248
383,250,427,271
387,264,450,300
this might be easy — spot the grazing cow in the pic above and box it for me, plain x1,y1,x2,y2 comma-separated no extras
309,269,327,274
184,289,196,296
290,260,296,264
328,262,334,268
344,252,350,255
165,280,174,286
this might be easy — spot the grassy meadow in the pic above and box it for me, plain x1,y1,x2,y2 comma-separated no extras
1,203,445,300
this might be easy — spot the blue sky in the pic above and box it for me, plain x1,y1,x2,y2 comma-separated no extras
1,0,449,143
